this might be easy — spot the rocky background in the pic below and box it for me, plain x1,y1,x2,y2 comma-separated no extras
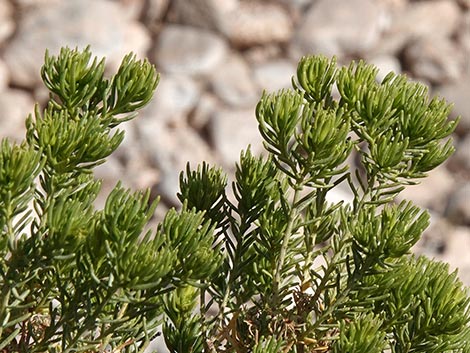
0,1,469,348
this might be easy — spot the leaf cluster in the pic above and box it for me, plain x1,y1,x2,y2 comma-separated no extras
0,47,221,353
174,55,469,352
0,48,468,353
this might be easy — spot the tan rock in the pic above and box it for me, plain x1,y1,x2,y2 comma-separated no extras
403,37,466,84
293,0,387,57
435,77,470,137
0,58,9,91
381,0,462,53
396,164,456,214
153,25,228,76
210,108,263,167
445,182,470,226
253,59,297,92
438,226,470,286
210,52,258,107
140,74,201,126
3,0,151,87
219,1,293,47
0,89,35,142
0,0,14,45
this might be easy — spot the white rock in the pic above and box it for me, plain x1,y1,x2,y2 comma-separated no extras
445,182,470,226
146,333,169,353
209,52,258,107
376,0,407,10
140,74,201,126
253,59,297,92
325,186,354,205
218,1,293,47
272,0,313,26
94,148,158,209
274,0,313,9
381,0,462,53
13,0,60,6
438,226,470,286
114,0,147,20
244,45,283,66
395,0,462,38
403,37,466,84
368,55,402,82
112,119,140,163
458,14,470,73
449,134,470,173
94,156,127,209
0,89,35,142
121,151,160,194
121,24,152,70
210,108,263,167
189,92,219,130
412,212,449,257
0,58,9,91
293,0,387,57
142,0,170,24
153,25,228,76
0,0,14,44
3,0,151,87
435,77,470,136
396,164,456,214
170,0,238,31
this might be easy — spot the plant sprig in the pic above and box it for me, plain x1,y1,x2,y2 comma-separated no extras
177,55,469,352
0,47,220,353
0,49,468,353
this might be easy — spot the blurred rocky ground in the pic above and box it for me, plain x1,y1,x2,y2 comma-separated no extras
0,0,468,327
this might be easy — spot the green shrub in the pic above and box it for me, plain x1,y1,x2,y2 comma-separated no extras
0,47,468,353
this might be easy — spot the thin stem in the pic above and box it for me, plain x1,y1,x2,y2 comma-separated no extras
310,255,376,332
272,186,302,305
60,290,116,353
302,186,329,286
0,287,11,337
214,206,248,332
99,299,128,351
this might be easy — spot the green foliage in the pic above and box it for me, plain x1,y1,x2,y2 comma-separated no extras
0,48,468,353
333,313,386,353
0,47,220,353
177,54,469,352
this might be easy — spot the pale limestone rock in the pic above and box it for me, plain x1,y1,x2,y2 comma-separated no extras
397,164,456,214
0,58,9,91
253,59,297,92
368,55,402,82
292,0,387,57
403,37,466,84
0,89,35,142
210,108,263,167
435,77,470,136
140,74,201,126
438,226,470,286
449,134,470,173
170,0,238,31
0,0,14,44
378,0,462,54
3,0,150,87
219,1,293,47
210,52,258,107
445,183,470,226
189,92,220,130
153,25,228,76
